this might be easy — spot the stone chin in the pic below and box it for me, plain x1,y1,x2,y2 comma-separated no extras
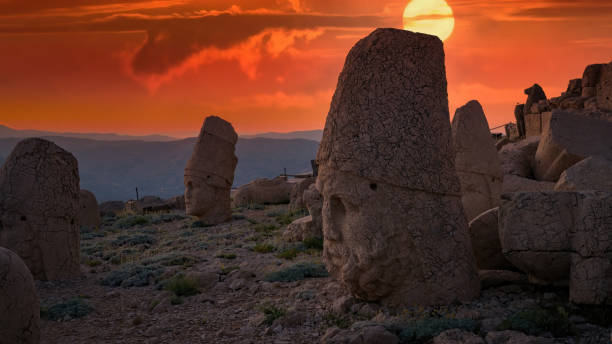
184,173,232,224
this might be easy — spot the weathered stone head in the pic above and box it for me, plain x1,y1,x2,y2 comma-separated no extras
0,138,80,280
184,116,237,224
316,28,480,307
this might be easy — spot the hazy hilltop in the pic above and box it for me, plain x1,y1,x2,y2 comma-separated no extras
0,124,177,142
241,130,323,142
0,135,318,202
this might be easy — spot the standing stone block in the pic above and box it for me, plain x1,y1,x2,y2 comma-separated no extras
451,100,503,221
555,156,612,192
524,113,542,137
0,247,40,344
596,61,612,111
316,28,479,307
534,110,612,182
288,177,315,212
184,116,238,225
0,138,80,280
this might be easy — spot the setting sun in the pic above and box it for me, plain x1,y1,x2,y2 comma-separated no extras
403,0,455,41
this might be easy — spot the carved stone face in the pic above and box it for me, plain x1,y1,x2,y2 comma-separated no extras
184,175,216,217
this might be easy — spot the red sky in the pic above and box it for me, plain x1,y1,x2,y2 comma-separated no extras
0,0,611,136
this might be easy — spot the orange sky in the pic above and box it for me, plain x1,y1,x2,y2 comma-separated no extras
0,0,611,136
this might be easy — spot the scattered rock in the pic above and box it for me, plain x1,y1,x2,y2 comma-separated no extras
498,136,540,178
485,330,554,344
184,115,238,224
283,184,323,241
0,138,81,280
316,28,479,307
452,100,503,221
0,247,40,344
479,270,527,289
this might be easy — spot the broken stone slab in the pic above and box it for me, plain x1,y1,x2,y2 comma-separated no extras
533,109,612,182
555,156,612,192
468,207,514,270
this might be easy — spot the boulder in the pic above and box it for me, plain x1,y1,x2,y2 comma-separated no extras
504,122,520,141
595,61,612,111
499,191,612,304
0,138,80,280
288,177,315,212
451,100,503,221
566,79,582,96
513,105,526,138
468,208,513,270
79,190,101,228
316,28,479,307
582,63,604,88
555,156,612,192
284,184,323,242
502,175,555,194
498,136,540,178
233,176,293,206
533,110,612,181
485,331,554,344
184,116,238,224
0,247,40,344
321,325,399,344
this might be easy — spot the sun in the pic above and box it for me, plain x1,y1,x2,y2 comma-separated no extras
403,0,455,42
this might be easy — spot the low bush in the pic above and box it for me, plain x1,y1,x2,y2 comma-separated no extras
115,215,150,229
111,234,156,247
41,298,93,321
303,237,323,250
253,243,276,253
216,253,237,260
264,262,329,282
100,264,164,287
496,306,574,337
163,274,200,297
259,304,286,325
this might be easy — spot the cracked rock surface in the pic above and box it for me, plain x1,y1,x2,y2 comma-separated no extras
79,190,101,229
0,138,80,281
0,246,40,344
452,100,503,221
316,28,479,307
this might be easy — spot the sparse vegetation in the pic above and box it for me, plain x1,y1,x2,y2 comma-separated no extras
191,220,213,228
111,234,156,247
220,266,240,275
115,215,150,229
253,243,276,253
303,237,323,250
41,298,93,321
216,253,237,259
259,303,287,325
253,223,278,233
264,262,329,282
496,306,574,337
398,317,479,343
163,274,200,297
276,248,300,260
101,264,164,287
324,312,352,329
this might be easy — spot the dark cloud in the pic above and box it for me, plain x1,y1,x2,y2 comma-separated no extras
508,3,612,20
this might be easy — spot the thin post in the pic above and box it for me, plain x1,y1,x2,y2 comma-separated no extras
135,187,139,201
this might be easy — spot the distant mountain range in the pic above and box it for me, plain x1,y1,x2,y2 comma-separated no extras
0,130,319,202
0,124,177,142
241,130,323,142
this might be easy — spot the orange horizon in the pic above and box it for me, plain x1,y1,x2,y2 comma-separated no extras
1,0,611,136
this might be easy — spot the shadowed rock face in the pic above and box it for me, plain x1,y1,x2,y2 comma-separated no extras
316,28,480,307
0,247,40,344
0,138,80,280
452,100,502,221
184,116,237,225
79,190,101,228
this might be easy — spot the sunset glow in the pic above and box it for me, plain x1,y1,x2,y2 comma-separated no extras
0,0,611,136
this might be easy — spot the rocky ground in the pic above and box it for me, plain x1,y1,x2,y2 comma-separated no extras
37,204,612,344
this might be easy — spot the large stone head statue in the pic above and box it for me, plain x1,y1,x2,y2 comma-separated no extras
184,116,238,224
316,28,480,307
0,138,80,280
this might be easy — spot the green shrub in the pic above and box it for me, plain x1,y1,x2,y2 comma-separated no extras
303,237,323,250
275,210,307,226
246,203,266,210
163,274,200,297
276,248,300,260
220,266,239,275
259,304,286,325
115,215,150,229
399,317,479,342
232,214,246,220
246,218,258,224
111,234,156,247
150,214,187,224
253,224,278,233
324,312,352,329
191,220,213,228
100,264,164,287
141,253,197,267
216,253,237,260
496,306,574,337
41,299,93,321
82,232,105,240
264,262,329,282
253,243,276,253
